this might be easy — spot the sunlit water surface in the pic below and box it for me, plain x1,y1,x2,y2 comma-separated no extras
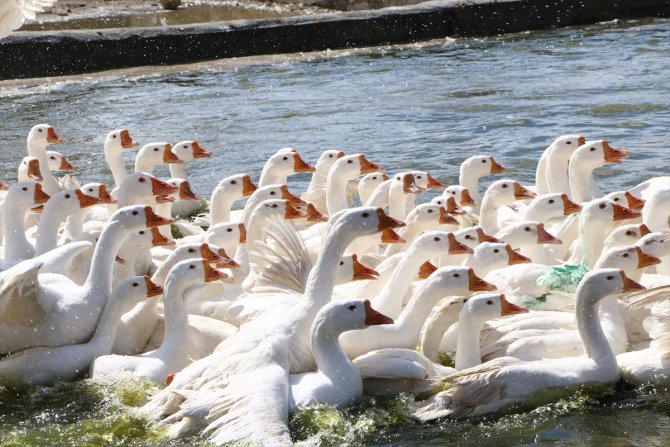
0,17,669,447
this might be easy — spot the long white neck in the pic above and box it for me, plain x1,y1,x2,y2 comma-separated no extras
3,196,34,262
371,243,429,319
169,163,187,180
455,313,486,370
134,158,158,175
306,165,329,194
519,243,550,265
569,163,602,204
310,317,360,385
534,148,551,196
35,204,71,255
83,220,130,303
210,188,236,225
156,202,174,240
459,168,481,203
567,215,612,268
326,171,353,216
575,284,617,364
88,293,136,355
420,306,461,362
159,275,192,351
105,148,128,189
27,142,60,195
61,209,88,244
479,194,502,236
392,280,448,348
547,154,572,197
388,183,408,221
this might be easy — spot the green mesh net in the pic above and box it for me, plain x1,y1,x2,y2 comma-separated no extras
536,263,590,293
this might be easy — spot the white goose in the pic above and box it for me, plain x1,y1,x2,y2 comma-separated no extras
412,269,645,422
0,205,171,353
642,187,670,232
327,153,383,214
459,155,507,205
258,148,315,187
568,140,629,203
208,174,257,225
535,135,585,195
0,275,163,387
104,129,139,189
134,142,182,175
25,124,64,195
113,227,174,287
384,203,459,256
302,149,345,214
479,179,536,235
358,172,390,206
91,259,229,385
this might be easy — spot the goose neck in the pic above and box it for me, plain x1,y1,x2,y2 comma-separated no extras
568,214,611,268
420,307,461,362
455,314,485,370
169,163,187,180
394,280,446,343
371,243,426,318
105,148,128,189
310,316,359,382
479,195,501,235
459,169,481,202
326,170,352,215
83,220,128,299
62,209,88,244
569,163,600,204
534,150,550,196
3,196,34,261
88,293,135,354
547,154,572,197
28,142,60,195
134,158,157,175
35,203,69,255
259,167,284,188
575,284,616,364
161,276,191,347
209,189,236,225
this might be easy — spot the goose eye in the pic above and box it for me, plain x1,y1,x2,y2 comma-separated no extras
434,237,441,242
271,204,278,208
154,148,159,152
417,175,422,179
339,261,344,266
88,188,94,192
599,203,607,209
613,198,619,202
188,248,195,253
590,147,596,152
38,129,43,132
451,191,456,195
372,176,377,180
436,201,442,205
270,191,276,195
189,265,195,269
348,305,356,311
132,282,138,287
113,134,117,138
623,253,629,258
22,187,28,191
625,231,633,236
139,177,146,183
465,235,472,240
132,211,138,215
362,212,369,218
548,199,554,204
231,180,237,185
566,141,571,144
606,275,614,280
65,194,71,199
347,160,353,164
482,159,487,163
525,227,530,231
329,154,333,158
454,273,460,278
50,156,55,160
227,228,232,232
486,300,493,305
502,184,508,188
183,145,188,149
493,249,500,253
139,230,145,235
427,209,433,213
282,156,288,161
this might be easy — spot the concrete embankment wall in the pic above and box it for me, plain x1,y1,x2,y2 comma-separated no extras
1,0,669,80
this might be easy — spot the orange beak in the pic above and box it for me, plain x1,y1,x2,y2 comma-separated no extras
513,183,536,200
280,185,306,206
381,173,391,181
150,177,180,197
500,294,529,316
144,276,164,297
292,153,316,173
351,254,379,281
306,203,327,222
75,189,103,208
620,271,646,292
0,182,8,191
165,373,176,386
561,194,582,215
490,157,507,174
33,183,51,204
376,208,406,231
439,206,459,225
445,196,465,215
625,191,645,210
336,151,345,159
151,227,174,247
120,130,138,149
144,206,172,227
200,243,225,264
536,223,562,245
635,246,661,269
27,159,43,181
203,260,229,282
427,174,445,190
506,245,532,265
578,136,586,146
364,300,394,325
639,224,651,237
476,227,502,243
155,195,176,204
58,156,76,172
242,175,257,197
603,141,629,164
97,184,117,204
162,144,183,164
215,248,240,270
381,228,406,244
285,202,307,220
612,203,641,221
238,223,247,244
448,233,474,254
47,127,63,144
468,268,497,291
179,181,200,201
31,204,44,214
359,154,384,174
192,141,212,159
418,261,438,279
460,188,477,206
403,174,423,194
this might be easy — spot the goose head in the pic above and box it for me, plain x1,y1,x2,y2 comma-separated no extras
405,203,459,229
412,230,474,258
604,190,646,211
453,227,502,250
27,124,62,149
337,253,379,283
467,242,532,274
117,172,180,205
330,207,404,241
571,140,629,170
158,178,199,204
315,149,345,173
114,275,164,304
442,185,477,207
331,154,383,180
577,268,645,306
313,299,393,334
18,156,43,182
172,141,212,162
483,179,536,206
46,151,76,173
635,231,670,260
305,203,328,222
247,184,305,208
548,134,586,160
605,223,651,251
43,188,103,215
215,173,257,199
204,222,247,250
358,172,390,201
167,258,230,290
111,205,172,229
595,245,661,274
135,142,182,172
525,193,581,222
8,181,50,210
263,148,316,177
406,171,445,191
392,172,423,195
460,293,528,325
253,199,306,223
461,155,507,178
79,183,116,204
117,228,174,264
495,221,562,248
581,199,641,229
104,129,138,154
423,266,497,293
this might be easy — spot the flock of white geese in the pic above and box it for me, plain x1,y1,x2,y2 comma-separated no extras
0,125,668,446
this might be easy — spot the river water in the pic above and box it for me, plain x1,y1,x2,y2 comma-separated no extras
0,17,669,447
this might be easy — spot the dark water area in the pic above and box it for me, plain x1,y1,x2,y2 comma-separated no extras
0,17,669,447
